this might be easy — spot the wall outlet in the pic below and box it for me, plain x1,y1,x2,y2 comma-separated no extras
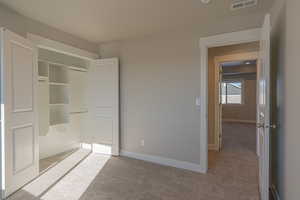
140,140,145,146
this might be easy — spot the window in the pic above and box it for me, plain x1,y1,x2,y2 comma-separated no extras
221,80,243,104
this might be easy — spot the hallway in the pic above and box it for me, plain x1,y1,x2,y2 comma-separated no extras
208,122,259,198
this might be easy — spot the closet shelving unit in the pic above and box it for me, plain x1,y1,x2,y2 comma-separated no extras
38,61,49,80
38,59,88,134
38,61,50,136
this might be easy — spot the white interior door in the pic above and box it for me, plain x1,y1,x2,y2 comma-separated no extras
257,14,271,200
0,29,39,197
84,58,119,155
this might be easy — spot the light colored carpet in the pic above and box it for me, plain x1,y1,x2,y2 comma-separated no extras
9,122,259,200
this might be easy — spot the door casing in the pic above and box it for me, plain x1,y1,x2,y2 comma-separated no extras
199,28,261,173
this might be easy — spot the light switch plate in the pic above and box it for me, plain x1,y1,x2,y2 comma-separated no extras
196,97,201,106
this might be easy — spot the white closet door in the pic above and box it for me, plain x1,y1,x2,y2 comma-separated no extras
0,29,39,197
85,58,119,155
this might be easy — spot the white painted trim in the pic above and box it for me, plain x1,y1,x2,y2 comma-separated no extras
27,33,99,60
120,150,205,173
96,58,119,66
0,28,5,200
223,119,256,124
208,144,219,151
199,28,261,173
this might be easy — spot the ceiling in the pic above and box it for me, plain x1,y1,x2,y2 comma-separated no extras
222,60,257,76
0,0,274,43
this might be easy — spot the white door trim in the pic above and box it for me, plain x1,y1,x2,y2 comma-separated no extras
199,28,261,173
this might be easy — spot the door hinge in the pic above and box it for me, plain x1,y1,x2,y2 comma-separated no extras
257,123,277,129
266,124,277,129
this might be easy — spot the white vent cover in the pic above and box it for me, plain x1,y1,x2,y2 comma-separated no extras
230,0,258,11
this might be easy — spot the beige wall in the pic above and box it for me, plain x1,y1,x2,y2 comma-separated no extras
222,72,257,122
0,3,98,53
100,12,267,165
207,43,259,145
270,0,300,199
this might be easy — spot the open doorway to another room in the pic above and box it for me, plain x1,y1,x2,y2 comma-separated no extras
219,59,257,153
207,41,260,197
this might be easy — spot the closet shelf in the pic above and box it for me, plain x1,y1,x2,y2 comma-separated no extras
50,103,69,106
50,122,68,126
39,59,87,71
69,109,88,114
39,59,69,68
38,76,48,81
69,66,88,72
49,82,69,86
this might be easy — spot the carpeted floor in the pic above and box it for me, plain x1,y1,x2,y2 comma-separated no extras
9,122,259,200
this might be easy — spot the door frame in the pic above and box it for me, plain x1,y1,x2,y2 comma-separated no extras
213,52,259,152
199,28,261,173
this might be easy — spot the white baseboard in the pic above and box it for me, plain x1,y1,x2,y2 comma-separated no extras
223,119,256,124
120,150,205,173
270,185,280,200
208,144,219,151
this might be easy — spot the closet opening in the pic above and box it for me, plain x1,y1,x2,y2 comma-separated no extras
37,48,91,173
0,30,119,198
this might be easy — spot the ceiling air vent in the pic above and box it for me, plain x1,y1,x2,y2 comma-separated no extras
230,0,258,11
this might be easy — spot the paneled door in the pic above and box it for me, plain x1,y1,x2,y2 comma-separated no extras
257,14,272,200
1,28,39,197
85,58,119,155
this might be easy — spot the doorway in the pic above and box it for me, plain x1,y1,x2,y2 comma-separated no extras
219,59,257,154
206,46,260,200
199,15,272,200
213,51,259,152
